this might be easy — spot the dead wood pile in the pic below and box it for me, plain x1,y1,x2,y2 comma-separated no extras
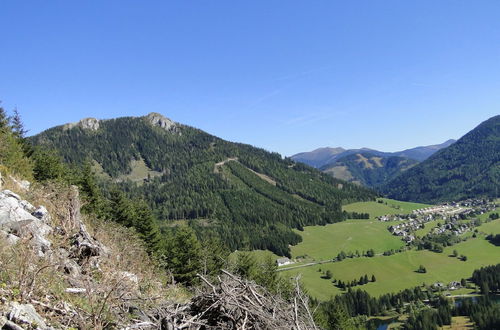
146,270,317,330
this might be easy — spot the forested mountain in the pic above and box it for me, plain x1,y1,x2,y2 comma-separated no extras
291,140,455,168
381,115,500,203
30,113,377,256
321,152,419,188
290,147,346,168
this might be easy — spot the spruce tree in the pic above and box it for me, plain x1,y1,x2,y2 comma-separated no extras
163,227,202,285
133,200,162,255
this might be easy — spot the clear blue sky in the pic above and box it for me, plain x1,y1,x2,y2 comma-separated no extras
1,1,499,156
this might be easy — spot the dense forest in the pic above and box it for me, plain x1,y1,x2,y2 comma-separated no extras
321,152,418,188
29,113,377,256
381,115,500,203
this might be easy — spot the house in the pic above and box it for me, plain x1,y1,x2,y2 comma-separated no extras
448,281,461,290
276,257,293,267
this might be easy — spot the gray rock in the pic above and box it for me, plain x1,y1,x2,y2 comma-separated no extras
8,302,48,329
145,112,177,132
32,206,51,223
0,229,20,245
0,191,52,255
78,117,100,130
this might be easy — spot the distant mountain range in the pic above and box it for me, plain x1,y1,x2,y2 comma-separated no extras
381,115,500,203
291,140,456,169
291,140,456,188
29,113,376,256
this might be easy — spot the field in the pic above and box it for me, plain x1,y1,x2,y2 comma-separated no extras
343,198,432,217
279,201,500,301
289,199,429,261
282,236,500,300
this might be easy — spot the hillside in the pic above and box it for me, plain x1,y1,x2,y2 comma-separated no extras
381,115,500,203
291,140,455,169
289,147,346,168
321,152,419,188
29,113,376,256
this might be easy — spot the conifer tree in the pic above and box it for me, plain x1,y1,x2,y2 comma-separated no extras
163,227,202,285
133,200,162,255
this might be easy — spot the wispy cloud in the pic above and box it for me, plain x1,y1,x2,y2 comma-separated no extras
282,111,347,127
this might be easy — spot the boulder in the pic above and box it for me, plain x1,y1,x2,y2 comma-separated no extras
8,302,49,329
0,190,52,255
32,206,51,223
0,229,20,245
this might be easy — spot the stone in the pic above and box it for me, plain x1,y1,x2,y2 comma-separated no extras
65,287,86,294
8,302,48,329
0,229,20,245
119,271,139,287
78,117,100,131
32,206,51,223
0,191,53,255
145,112,177,132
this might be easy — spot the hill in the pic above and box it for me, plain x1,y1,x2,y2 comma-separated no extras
321,152,419,188
29,113,377,256
381,115,500,203
289,147,346,168
291,140,455,169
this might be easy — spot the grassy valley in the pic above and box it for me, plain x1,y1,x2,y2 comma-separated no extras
274,199,500,301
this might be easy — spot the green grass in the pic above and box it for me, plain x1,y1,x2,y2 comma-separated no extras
289,199,430,262
290,220,404,261
116,158,163,183
282,236,500,300
477,218,500,235
343,198,432,218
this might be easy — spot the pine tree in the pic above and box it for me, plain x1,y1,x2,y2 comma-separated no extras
133,200,162,255
163,227,202,285
0,105,9,132
10,107,27,138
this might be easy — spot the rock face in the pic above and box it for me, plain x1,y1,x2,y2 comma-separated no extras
63,117,100,131
145,112,178,132
0,190,52,256
78,117,100,131
7,302,50,329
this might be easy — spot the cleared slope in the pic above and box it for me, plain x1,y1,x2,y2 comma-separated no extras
322,152,418,188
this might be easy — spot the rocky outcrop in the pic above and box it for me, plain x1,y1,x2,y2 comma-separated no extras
145,112,179,133
0,189,52,256
63,117,100,131
7,302,51,329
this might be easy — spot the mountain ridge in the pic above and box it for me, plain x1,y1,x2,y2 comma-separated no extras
381,115,500,203
292,139,456,168
29,113,377,256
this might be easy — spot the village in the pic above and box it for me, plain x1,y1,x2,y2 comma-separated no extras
379,199,498,243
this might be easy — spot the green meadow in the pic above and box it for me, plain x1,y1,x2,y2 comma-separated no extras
279,201,500,300
289,199,430,261
282,236,500,300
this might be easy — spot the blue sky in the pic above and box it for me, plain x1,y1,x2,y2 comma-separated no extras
1,1,499,156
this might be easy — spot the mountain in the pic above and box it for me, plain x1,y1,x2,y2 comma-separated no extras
291,140,456,168
321,152,419,188
290,147,346,168
29,113,376,256
381,115,500,203
392,139,456,162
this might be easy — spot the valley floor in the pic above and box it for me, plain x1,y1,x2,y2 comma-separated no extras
244,199,500,301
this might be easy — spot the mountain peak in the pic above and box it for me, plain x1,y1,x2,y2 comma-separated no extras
144,112,178,132
63,117,101,131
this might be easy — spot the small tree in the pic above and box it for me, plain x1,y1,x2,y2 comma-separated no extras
371,274,376,282
452,249,458,257
325,270,333,279
418,265,427,273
